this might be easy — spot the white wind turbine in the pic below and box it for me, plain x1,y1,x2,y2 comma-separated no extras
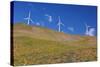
24,11,34,25
85,23,91,36
57,16,64,32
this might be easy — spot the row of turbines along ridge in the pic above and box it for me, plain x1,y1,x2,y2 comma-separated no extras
24,11,95,36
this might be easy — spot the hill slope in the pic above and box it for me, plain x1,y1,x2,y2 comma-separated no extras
13,23,97,66
14,23,96,43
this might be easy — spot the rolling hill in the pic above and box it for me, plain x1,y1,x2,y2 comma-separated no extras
13,23,97,66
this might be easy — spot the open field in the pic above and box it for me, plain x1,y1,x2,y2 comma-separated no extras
13,23,97,66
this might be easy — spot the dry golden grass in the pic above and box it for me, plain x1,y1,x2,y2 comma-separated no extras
13,23,97,66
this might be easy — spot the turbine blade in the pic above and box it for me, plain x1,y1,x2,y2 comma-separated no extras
30,19,34,23
29,11,31,18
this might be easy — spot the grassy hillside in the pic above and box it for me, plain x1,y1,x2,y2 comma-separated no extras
13,23,97,66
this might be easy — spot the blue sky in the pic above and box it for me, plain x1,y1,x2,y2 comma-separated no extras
12,1,97,36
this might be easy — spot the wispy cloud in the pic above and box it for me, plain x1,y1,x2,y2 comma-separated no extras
36,22,40,26
67,27,74,32
88,28,95,36
45,14,52,22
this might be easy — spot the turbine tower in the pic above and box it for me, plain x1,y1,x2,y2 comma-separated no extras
57,16,64,32
85,23,91,36
24,11,34,25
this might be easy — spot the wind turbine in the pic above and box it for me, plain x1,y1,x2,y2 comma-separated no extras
24,11,34,25
57,16,64,32
85,23,91,36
